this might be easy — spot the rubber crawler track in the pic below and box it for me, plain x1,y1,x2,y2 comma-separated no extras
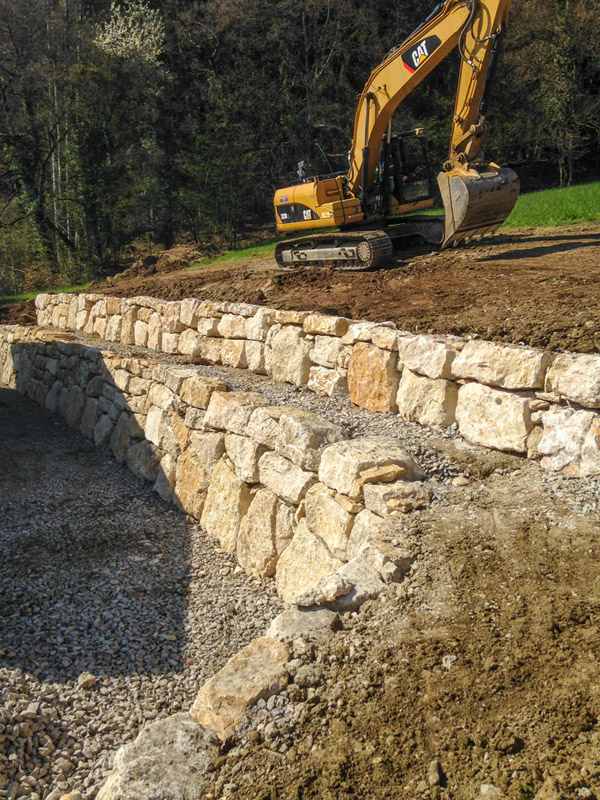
275,230,393,271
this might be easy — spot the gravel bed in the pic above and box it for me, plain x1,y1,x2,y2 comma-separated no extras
0,388,281,800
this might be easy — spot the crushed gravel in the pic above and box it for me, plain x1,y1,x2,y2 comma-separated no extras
0,388,281,800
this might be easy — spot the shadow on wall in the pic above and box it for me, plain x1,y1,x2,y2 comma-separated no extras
0,340,190,683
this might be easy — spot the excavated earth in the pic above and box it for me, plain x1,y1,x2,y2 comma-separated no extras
3,223,600,352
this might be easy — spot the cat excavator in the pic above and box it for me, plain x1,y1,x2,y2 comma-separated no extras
273,0,519,270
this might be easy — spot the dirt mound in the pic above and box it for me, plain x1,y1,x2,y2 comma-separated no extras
106,242,221,283
0,300,37,326
212,459,600,800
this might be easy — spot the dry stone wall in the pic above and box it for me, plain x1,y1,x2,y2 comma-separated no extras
34,291,600,477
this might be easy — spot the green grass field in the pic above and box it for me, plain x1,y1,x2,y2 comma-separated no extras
505,181,600,228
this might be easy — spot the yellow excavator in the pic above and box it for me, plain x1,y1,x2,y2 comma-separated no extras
273,0,519,270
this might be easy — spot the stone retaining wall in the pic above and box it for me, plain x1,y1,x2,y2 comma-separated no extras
34,292,600,477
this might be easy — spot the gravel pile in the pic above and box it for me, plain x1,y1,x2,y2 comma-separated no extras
0,388,281,800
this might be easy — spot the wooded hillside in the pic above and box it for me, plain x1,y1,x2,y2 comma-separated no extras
1,0,599,294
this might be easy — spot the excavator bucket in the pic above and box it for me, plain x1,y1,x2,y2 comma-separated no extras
437,167,519,248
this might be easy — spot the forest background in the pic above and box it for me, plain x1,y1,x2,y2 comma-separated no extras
1,0,599,296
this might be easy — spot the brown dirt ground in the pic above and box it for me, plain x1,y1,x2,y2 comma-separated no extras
3,223,600,352
211,448,600,800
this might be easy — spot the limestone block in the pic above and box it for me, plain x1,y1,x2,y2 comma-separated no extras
258,451,317,505
110,412,131,463
45,380,61,412
246,406,286,448
225,433,267,483
396,368,458,429
545,353,600,408
62,385,85,428
303,313,350,337
197,337,223,364
133,320,148,348
363,480,431,516
268,325,312,386
304,483,355,559
163,301,184,333
294,572,352,608
276,409,347,471
161,332,180,354
67,297,78,329
105,315,122,342
236,489,294,578
275,519,343,604
153,453,177,502
148,382,176,411
328,558,387,612
93,414,115,447
220,339,247,369
201,458,253,552
347,509,414,578
34,294,50,310
106,296,121,315
456,383,533,453
245,308,274,341
310,335,346,368
274,309,309,325
180,375,227,409
184,407,205,430
217,313,247,339
266,608,340,644
220,301,260,317
120,308,137,345
341,321,382,344
398,334,463,380
452,339,551,389
178,329,204,357
160,366,198,393
128,376,150,396
80,397,100,439
112,369,130,393
145,405,164,447
147,313,162,350
190,637,289,742
127,440,161,482
197,317,220,337
180,297,203,327
173,431,225,518
308,366,348,397
93,316,108,339
348,342,399,413
245,340,266,374
74,309,89,330
319,437,425,498
204,391,267,435
538,406,600,477
371,325,406,351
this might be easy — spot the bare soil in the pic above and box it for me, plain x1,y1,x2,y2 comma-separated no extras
3,223,600,352
212,448,600,800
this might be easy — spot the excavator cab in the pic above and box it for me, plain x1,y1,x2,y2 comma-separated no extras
388,131,434,207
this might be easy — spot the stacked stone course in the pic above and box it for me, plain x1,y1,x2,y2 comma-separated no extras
33,291,600,476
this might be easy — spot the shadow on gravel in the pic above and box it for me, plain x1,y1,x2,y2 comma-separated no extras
0,378,190,683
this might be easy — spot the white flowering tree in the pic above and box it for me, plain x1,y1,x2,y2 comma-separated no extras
96,0,165,65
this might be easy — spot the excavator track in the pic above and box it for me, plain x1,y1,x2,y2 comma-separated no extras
275,230,393,271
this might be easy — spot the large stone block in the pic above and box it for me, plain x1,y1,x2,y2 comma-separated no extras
303,313,350,337
275,408,347,471
451,339,552,390
268,325,312,386
310,335,346,368
180,375,227,409
456,382,533,453
398,334,462,380
348,342,399,413
201,458,252,552
126,440,161,482
304,483,355,559
245,308,274,341
275,519,343,604
307,366,348,398
545,353,600,408
246,406,286,448
236,488,294,578
347,509,414,579
318,437,425,498
178,329,205,356
225,433,267,483
220,339,247,369
363,480,431,516
174,431,225,518
204,391,267,435
190,637,289,742
217,313,246,338
258,451,317,505
538,406,600,477
396,368,458,429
